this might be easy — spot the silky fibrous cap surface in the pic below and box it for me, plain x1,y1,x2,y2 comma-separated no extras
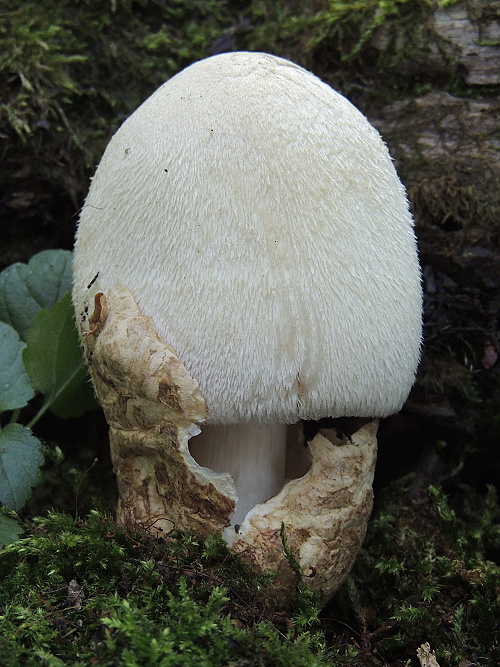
73,51,422,425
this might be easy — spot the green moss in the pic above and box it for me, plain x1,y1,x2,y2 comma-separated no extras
335,480,500,666
239,0,457,96
0,0,234,158
2,482,499,665
419,357,482,405
0,0,238,225
0,511,341,665
279,522,321,628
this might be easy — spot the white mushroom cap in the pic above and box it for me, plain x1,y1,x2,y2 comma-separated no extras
73,51,421,425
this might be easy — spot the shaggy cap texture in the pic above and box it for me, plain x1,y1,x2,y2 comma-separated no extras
73,51,422,425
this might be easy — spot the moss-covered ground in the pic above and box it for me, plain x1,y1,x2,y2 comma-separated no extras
2,476,499,665
0,511,329,666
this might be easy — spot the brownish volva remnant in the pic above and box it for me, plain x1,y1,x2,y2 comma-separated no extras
82,287,378,604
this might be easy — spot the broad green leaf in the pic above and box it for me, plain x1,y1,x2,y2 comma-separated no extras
23,292,96,419
0,322,35,411
0,249,73,339
0,510,22,547
0,423,44,511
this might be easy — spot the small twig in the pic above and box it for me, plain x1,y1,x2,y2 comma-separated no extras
74,457,98,519
424,326,495,343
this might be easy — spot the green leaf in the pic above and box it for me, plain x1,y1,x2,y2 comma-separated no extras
0,509,22,548
0,423,44,511
23,293,96,420
0,322,35,411
0,250,73,339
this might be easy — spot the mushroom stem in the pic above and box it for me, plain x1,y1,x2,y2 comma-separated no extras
189,424,287,527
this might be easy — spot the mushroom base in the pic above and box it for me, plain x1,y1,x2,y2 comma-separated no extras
80,286,378,605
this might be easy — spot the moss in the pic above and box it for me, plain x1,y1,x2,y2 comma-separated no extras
0,0,233,143
329,479,500,666
0,0,239,264
0,511,343,665
238,0,464,100
2,483,499,665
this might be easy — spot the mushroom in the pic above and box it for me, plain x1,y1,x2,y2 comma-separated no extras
73,52,421,602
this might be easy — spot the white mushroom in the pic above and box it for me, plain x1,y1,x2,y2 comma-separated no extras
73,52,421,601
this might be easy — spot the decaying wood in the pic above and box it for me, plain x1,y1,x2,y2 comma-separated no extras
434,4,500,86
373,91,500,169
417,642,441,667
373,2,500,87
